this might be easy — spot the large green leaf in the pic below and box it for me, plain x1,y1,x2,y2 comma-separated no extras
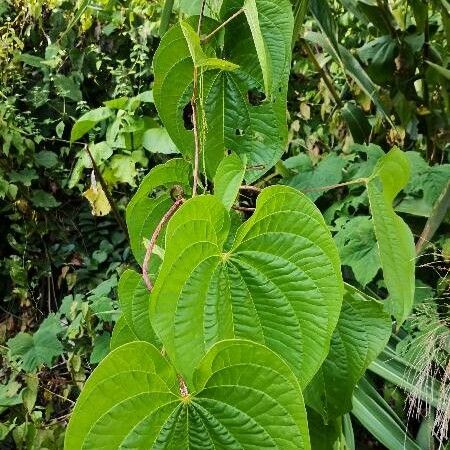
126,159,192,265
151,185,343,388
65,340,311,449
153,0,293,182
367,148,415,326
213,152,246,210
117,270,159,346
305,284,391,421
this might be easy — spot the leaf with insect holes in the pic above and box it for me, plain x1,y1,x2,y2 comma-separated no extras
153,0,293,182
151,185,343,389
64,340,311,450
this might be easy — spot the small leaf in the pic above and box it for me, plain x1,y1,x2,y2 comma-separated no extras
30,190,60,209
54,74,82,102
341,102,371,144
65,340,311,449
70,107,113,142
213,152,246,209
305,284,391,421
34,150,58,168
367,147,415,326
333,215,381,286
180,21,239,71
89,333,110,365
281,153,346,202
142,127,179,154
83,185,111,217
7,314,63,372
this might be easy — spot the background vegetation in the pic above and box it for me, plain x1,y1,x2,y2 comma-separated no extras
0,0,448,448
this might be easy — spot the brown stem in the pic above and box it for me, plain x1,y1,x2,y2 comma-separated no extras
197,0,207,34
84,145,129,241
232,205,255,212
201,8,244,43
303,41,342,107
239,185,262,193
142,197,185,291
416,181,450,255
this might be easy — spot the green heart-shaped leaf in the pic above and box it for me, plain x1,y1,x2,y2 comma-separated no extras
65,340,311,449
151,185,343,388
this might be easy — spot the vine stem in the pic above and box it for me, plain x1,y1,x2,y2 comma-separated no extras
191,0,207,197
84,145,129,242
201,8,244,43
191,69,201,197
303,178,367,193
232,205,256,212
142,197,184,291
239,184,262,193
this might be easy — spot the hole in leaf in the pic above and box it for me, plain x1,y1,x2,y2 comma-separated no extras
226,149,232,155
235,128,244,136
183,102,194,130
247,88,266,106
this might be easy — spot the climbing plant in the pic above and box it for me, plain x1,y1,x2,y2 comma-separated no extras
64,0,416,448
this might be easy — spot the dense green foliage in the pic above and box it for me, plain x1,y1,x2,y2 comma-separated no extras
0,0,449,449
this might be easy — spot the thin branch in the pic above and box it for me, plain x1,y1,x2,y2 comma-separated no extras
239,185,262,193
232,205,255,212
142,197,185,291
201,8,244,43
302,178,366,193
197,0,207,34
191,69,201,197
191,1,207,196
84,145,129,242
41,386,75,405
416,181,450,255
303,41,342,107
